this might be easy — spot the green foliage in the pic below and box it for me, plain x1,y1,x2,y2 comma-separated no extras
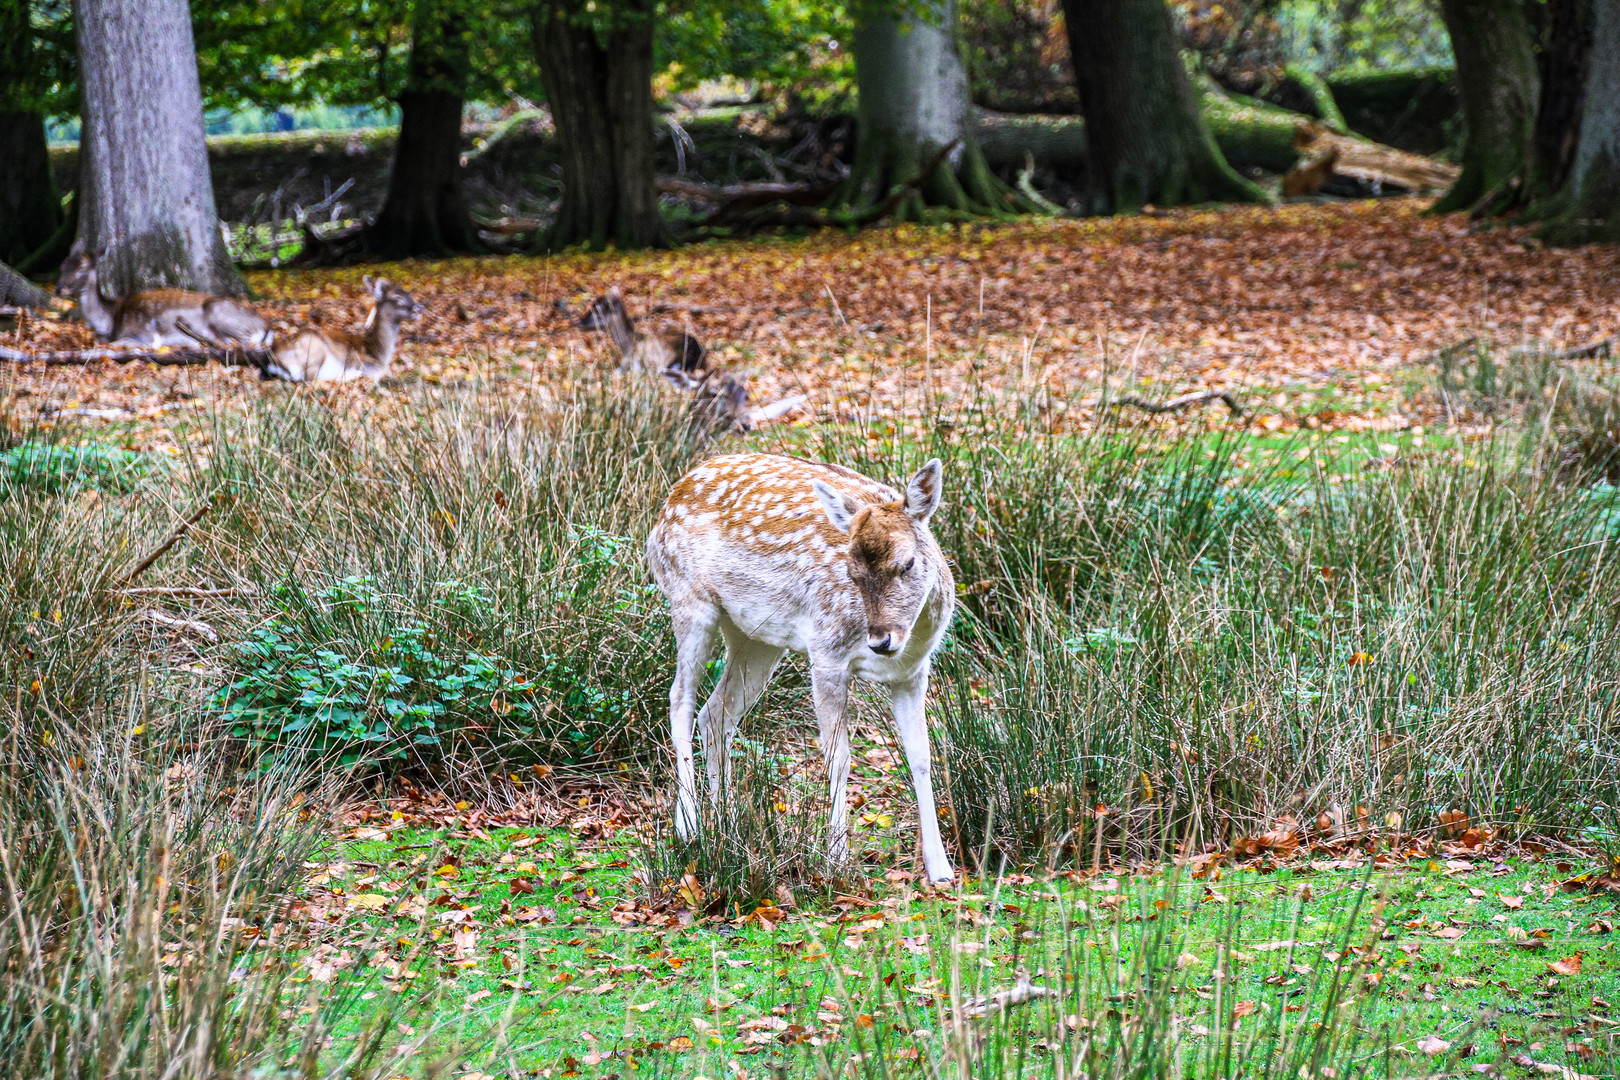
0,441,148,497
213,573,633,769
659,0,854,108
1,0,76,115
1271,0,1453,73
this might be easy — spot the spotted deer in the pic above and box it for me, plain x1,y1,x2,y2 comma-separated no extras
266,277,421,382
56,246,271,348
578,288,708,377
646,453,957,883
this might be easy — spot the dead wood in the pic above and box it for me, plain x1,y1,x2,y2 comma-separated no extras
139,608,220,643
1515,337,1613,361
1292,122,1459,194
120,585,254,598
1111,388,1247,416
0,343,272,369
117,500,215,587
958,971,1055,1018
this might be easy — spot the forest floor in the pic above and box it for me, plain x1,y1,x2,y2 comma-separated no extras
6,199,1620,453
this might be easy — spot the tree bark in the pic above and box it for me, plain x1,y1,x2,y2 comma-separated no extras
71,0,242,297
1528,0,1594,204
362,0,479,258
0,0,64,266
833,0,1018,220
1432,0,1541,213
1060,0,1268,212
1536,0,1620,244
531,0,662,251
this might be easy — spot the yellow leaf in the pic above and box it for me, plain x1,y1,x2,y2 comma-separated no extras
347,893,389,911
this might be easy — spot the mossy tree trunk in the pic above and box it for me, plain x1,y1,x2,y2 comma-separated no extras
0,0,62,267
1432,0,1540,213
832,0,1017,220
530,0,661,251
71,0,242,297
1527,0,1594,205
1536,0,1620,244
1060,0,1268,213
363,0,480,258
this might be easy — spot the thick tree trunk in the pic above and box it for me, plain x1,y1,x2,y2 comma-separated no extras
71,0,242,297
0,0,63,266
1433,0,1540,213
362,0,479,258
1060,0,1267,212
1536,0,1620,244
833,0,1016,220
0,112,60,267
1528,0,1594,204
531,1,661,251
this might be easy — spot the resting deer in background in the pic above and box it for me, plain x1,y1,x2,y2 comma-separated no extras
266,277,422,382
56,246,271,348
663,367,807,435
579,288,708,376
647,453,957,883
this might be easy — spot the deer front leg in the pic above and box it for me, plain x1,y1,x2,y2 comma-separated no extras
891,671,955,885
809,658,852,868
668,605,718,841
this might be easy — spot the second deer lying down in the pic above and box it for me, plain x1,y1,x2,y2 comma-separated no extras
266,277,422,382
648,453,957,883
662,367,807,434
579,288,708,376
56,247,271,348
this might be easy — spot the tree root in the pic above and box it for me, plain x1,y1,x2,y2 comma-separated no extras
0,343,274,369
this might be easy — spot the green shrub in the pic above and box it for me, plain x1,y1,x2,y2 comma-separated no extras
1,441,149,496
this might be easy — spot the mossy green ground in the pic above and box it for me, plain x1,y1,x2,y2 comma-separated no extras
293,818,1620,1078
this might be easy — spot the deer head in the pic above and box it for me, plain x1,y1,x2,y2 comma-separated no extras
362,276,423,329
813,460,945,656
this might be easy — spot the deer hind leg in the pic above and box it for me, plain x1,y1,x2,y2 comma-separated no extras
891,672,955,885
808,656,852,868
669,602,719,841
696,629,784,804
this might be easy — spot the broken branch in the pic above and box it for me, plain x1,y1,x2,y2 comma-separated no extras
139,608,220,644
0,343,273,369
1110,389,1247,416
117,500,215,587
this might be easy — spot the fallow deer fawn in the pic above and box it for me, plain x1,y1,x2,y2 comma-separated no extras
56,246,271,348
579,288,708,376
266,277,422,382
647,453,957,883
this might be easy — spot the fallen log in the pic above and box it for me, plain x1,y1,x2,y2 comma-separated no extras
1291,122,1458,194
1111,388,1247,416
0,259,51,309
0,342,273,369
656,175,843,227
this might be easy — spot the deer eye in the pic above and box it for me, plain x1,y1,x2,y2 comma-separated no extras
899,557,915,577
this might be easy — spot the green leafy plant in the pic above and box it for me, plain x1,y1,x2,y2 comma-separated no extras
1,441,149,496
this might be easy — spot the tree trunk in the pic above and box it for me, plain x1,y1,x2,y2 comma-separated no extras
1432,0,1540,213
833,0,1017,220
0,0,63,266
1536,0,1620,244
72,0,242,297
1528,0,1594,204
1060,0,1267,212
362,0,479,258
531,0,661,251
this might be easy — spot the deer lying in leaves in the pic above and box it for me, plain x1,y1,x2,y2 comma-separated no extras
578,288,708,377
266,277,421,382
56,246,271,348
579,289,804,432
647,453,957,883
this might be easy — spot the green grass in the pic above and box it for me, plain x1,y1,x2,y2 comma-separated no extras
297,822,1620,1077
3,368,1620,1078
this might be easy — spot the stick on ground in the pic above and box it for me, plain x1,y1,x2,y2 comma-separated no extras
117,500,215,587
1111,388,1247,417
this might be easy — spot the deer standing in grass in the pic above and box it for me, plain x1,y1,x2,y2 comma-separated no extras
647,453,957,883
267,277,421,382
56,246,271,348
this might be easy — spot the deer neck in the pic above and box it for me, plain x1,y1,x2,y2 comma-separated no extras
73,267,118,339
362,307,401,367
603,309,638,357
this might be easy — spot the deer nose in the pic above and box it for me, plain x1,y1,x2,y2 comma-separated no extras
868,631,898,656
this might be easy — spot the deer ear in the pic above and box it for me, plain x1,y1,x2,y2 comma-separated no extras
904,459,943,521
813,480,860,533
